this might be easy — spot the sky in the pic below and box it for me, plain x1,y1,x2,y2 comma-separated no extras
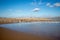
0,0,60,18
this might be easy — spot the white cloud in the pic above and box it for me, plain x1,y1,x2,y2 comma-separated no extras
31,0,43,6
49,5,54,7
46,3,54,7
46,2,60,7
46,3,51,6
54,3,60,7
32,8,40,12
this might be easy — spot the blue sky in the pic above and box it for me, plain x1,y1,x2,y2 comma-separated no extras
0,0,60,18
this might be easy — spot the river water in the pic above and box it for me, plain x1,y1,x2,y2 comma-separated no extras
0,22,60,37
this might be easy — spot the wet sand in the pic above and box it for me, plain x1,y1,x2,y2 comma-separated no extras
0,27,59,40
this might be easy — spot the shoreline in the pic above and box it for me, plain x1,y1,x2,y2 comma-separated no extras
0,27,59,40
0,21,60,24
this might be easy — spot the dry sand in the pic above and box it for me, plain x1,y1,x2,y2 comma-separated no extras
0,27,59,40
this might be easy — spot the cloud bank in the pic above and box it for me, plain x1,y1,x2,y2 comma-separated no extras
46,2,60,7
54,3,60,7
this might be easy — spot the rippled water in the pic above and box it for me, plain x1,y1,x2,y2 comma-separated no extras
0,22,60,37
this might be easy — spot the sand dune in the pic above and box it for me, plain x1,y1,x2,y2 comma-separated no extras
0,27,59,40
0,18,58,24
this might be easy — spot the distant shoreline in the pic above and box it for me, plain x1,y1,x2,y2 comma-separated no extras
0,21,60,24
0,18,60,24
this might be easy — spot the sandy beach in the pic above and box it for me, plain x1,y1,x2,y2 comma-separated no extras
0,27,59,40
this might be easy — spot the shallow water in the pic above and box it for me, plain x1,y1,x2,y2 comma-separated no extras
0,22,60,37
